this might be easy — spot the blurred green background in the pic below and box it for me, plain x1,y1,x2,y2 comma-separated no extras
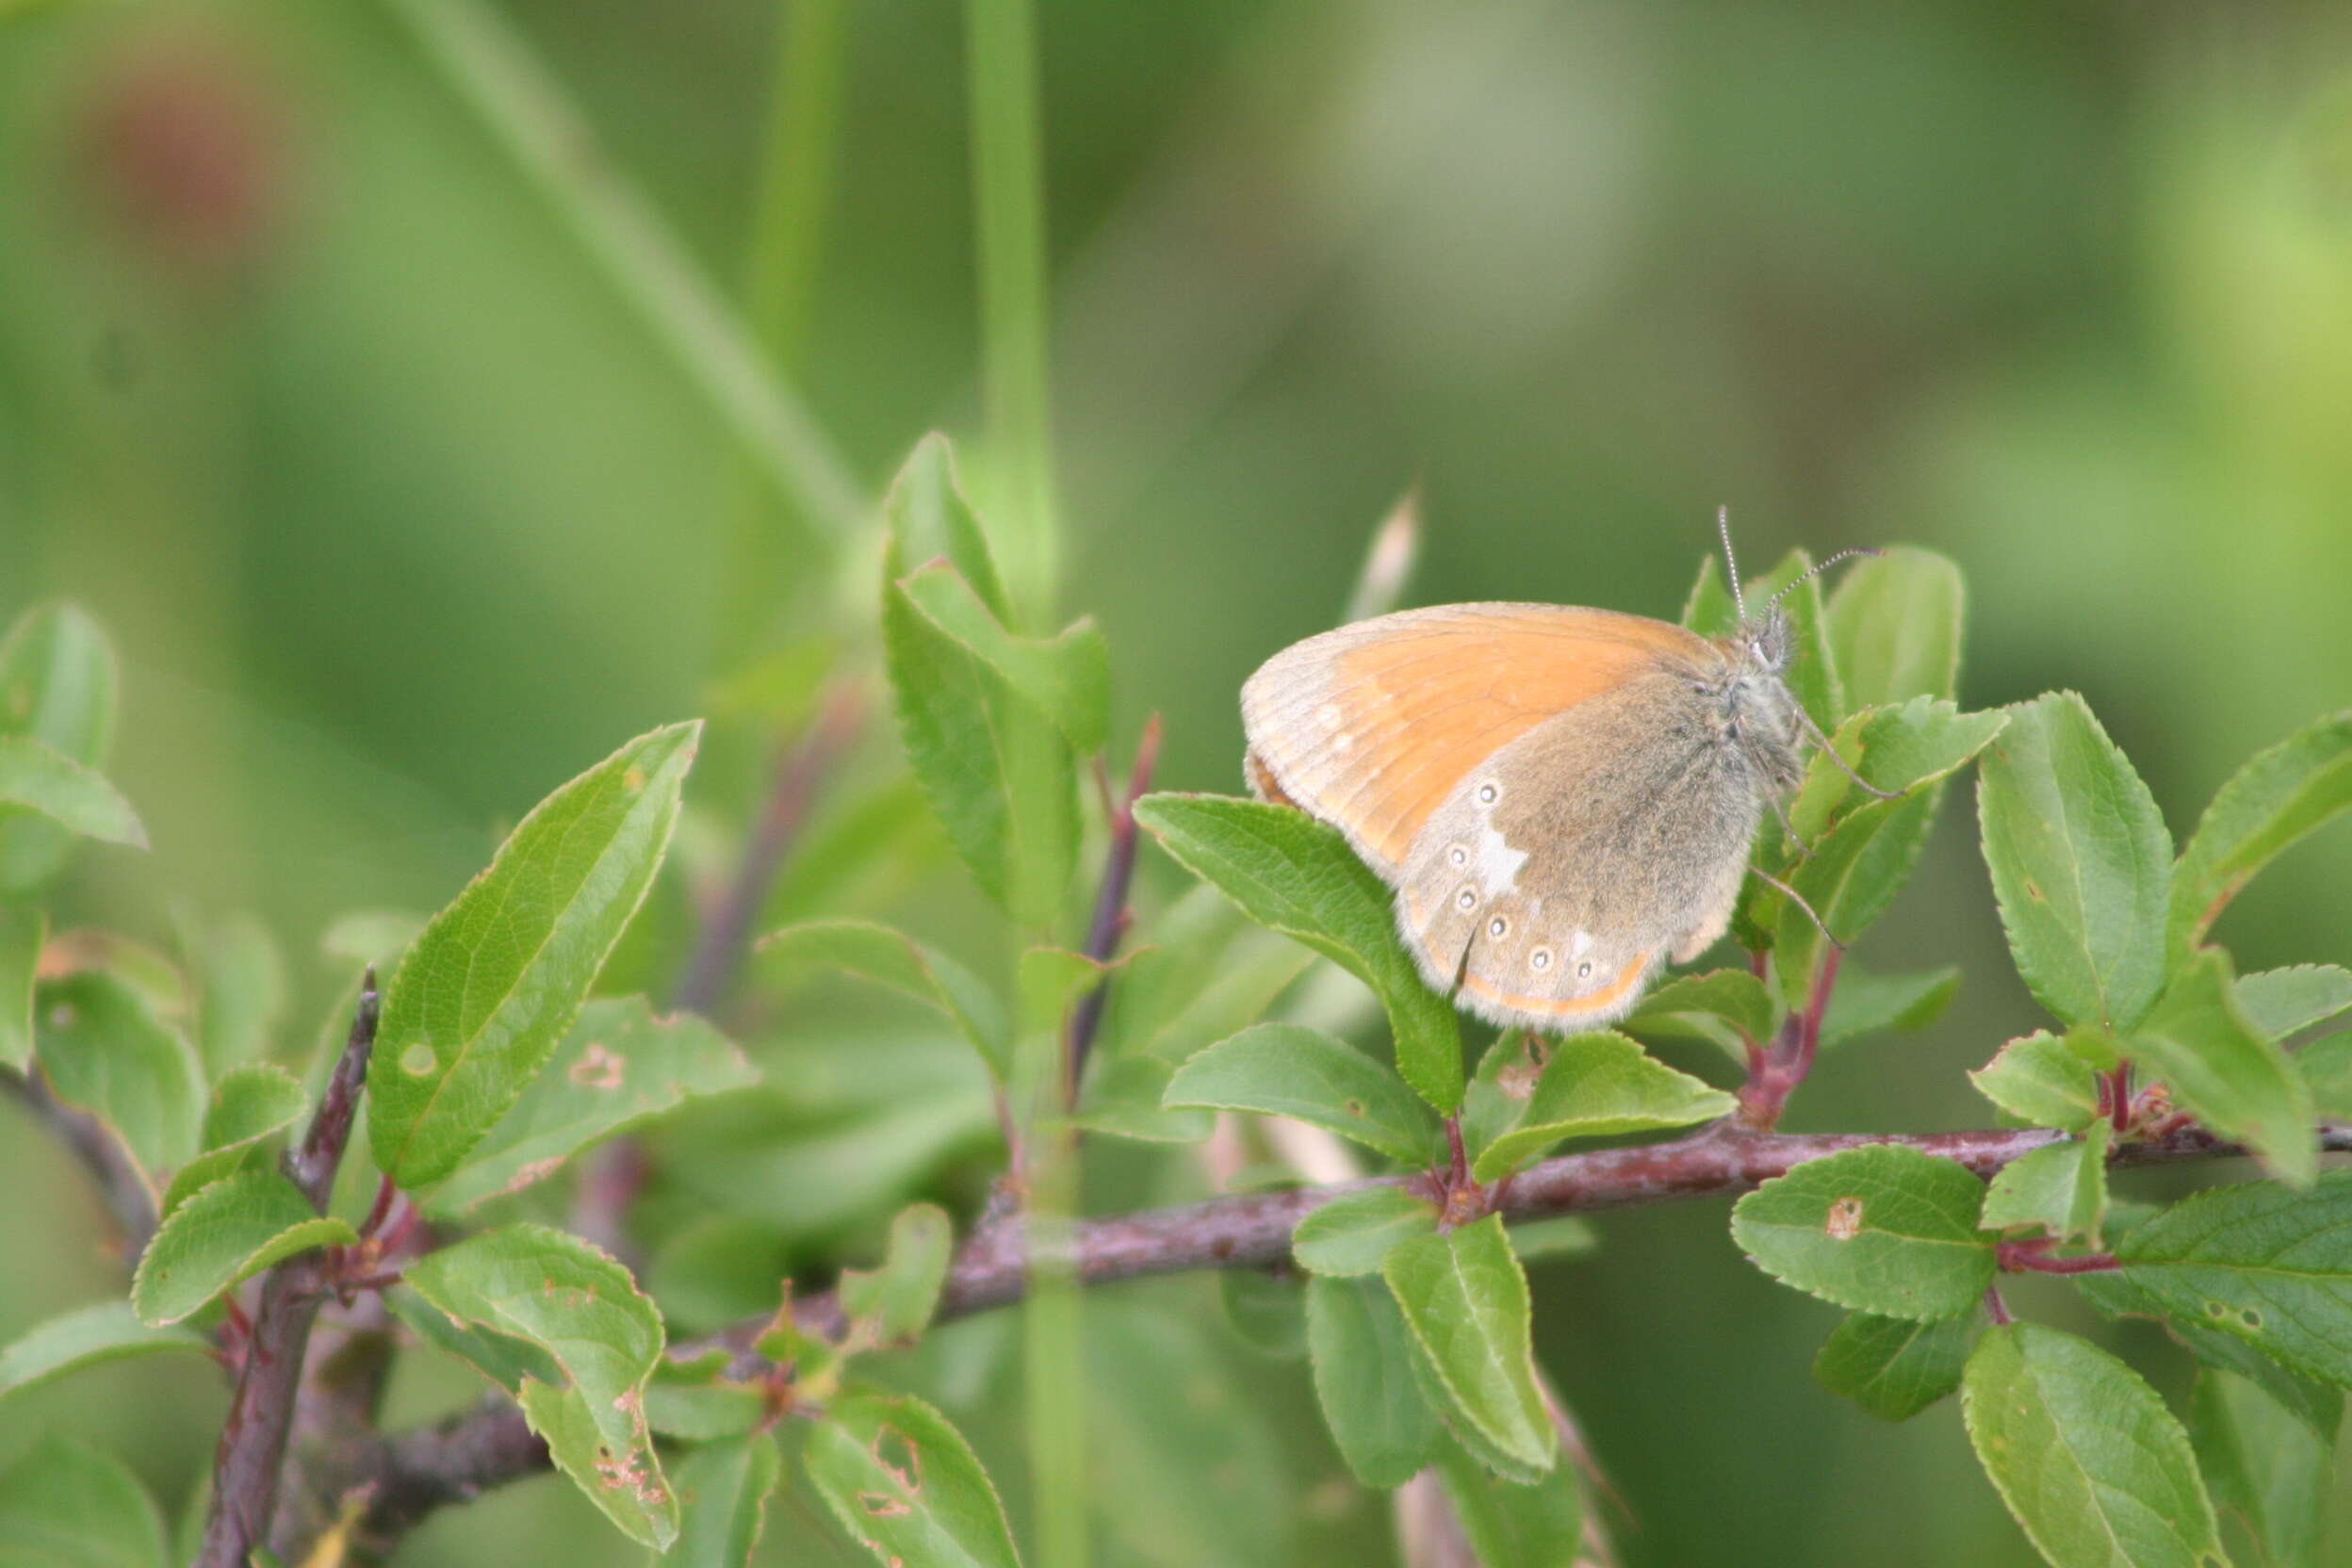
5,0,2352,1562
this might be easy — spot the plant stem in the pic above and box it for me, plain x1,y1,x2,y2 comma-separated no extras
198,974,381,1568
1065,716,1160,1104
346,1117,2352,1548
0,1064,159,1260
370,0,867,546
964,0,1061,622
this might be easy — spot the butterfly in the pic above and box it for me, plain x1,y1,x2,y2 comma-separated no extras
1240,517,1874,1033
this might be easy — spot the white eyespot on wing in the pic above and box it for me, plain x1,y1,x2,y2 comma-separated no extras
1569,930,1593,959
1474,826,1528,896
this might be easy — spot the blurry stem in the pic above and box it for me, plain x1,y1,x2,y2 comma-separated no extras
672,680,867,1017
1064,715,1161,1105
743,0,849,366
198,974,380,1568
716,0,856,664
351,1117,2352,1551
964,0,1061,622
371,0,867,546
0,1065,159,1261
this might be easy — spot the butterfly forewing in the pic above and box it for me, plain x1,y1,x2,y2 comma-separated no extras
1240,604,1720,875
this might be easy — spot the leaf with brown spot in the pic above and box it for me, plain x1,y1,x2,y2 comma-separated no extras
805,1392,1021,1568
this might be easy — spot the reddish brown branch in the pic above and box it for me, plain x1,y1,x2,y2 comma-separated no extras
1066,715,1161,1104
197,972,381,1568
346,1117,2352,1543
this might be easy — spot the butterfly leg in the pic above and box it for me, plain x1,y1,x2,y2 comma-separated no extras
1744,862,1845,951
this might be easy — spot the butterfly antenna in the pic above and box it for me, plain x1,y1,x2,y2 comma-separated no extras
1757,547,1883,619
1792,701,1905,800
1717,506,1748,622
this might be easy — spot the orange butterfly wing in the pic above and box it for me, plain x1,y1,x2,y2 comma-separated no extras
1240,603,1723,877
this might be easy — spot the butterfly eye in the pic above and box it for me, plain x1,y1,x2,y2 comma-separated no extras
1488,916,1508,939
1529,949,1552,971
1448,846,1467,867
1456,887,1478,910
1476,782,1498,805
1576,961,1593,979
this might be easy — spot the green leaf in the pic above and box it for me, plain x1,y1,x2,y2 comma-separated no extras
423,996,757,1215
1471,1032,1734,1182
1383,1215,1556,1478
1304,1275,1443,1488
1072,1053,1214,1144
644,1353,769,1441
1820,965,1961,1050
180,910,286,1074
131,1169,356,1326
804,1390,1022,1568
1624,967,1777,1057
883,449,1076,929
1825,546,1965,709
885,433,1014,625
0,905,41,1071
2297,1035,2352,1122
0,1300,210,1404
840,1201,954,1349
897,559,1110,754
35,971,204,1180
1135,792,1462,1112
160,1063,310,1217
1814,1312,1973,1422
0,1431,166,1568
670,1432,782,1568
2129,951,2315,1186
385,1286,562,1395
367,722,700,1188
763,920,1009,1081
1221,1269,1307,1359
1977,692,2173,1033
0,736,144,850
1961,1322,2225,1568
1165,1023,1437,1165
1970,1032,2104,1131
2236,964,2352,1040
403,1224,677,1548
2170,711,2352,966
1731,1145,1996,1320
1980,1124,2111,1243
1292,1186,1441,1277
2192,1369,2328,1568
2116,1171,2352,1389
1772,700,2007,1003
0,602,121,891
1430,1431,1585,1567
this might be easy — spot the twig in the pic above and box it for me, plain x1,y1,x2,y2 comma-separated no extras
672,680,867,1018
1064,715,1160,1104
1735,945,1845,1130
1,1065,160,1261
196,972,382,1568
345,1117,2352,1541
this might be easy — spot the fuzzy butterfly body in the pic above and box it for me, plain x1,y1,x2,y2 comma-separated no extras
1241,599,1806,1031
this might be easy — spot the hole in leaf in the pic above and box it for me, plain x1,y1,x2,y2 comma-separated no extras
873,1424,922,1494
1343,1098,1365,1118
1825,1197,1865,1241
2241,1308,2262,1331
